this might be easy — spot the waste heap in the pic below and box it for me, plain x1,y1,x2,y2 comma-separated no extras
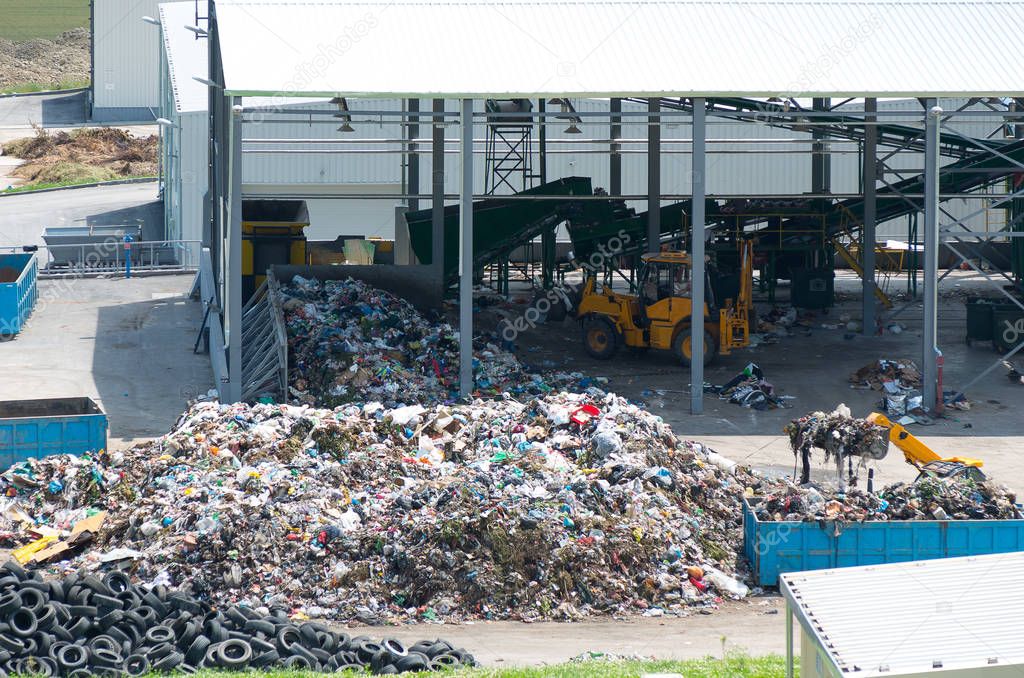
785,405,889,465
848,359,926,419
784,405,889,484
280,276,543,407
0,559,474,675
1,394,755,622
752,476,1020,523
708,363,789,410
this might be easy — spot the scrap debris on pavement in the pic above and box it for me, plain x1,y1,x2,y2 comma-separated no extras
848,358,930,422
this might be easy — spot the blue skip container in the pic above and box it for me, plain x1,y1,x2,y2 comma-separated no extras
0,398,108,467
0,253,38,336
743,496,1024,586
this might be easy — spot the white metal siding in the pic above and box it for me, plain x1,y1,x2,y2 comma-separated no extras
93,0,164,114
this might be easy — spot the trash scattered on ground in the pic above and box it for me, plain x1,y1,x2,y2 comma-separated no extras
752,476,1020,522
849,359,922,391
0,559,474,675
1003,360,1024,385
849,359,929,420
784,405,888,484
2,395,757,622
943,391,972,411
707,363,791,410
280,276,552,407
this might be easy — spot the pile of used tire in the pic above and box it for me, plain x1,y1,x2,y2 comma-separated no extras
0,561,474,675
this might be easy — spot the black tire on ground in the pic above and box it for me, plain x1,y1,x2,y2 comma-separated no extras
673,328,717,367
582,316,620,360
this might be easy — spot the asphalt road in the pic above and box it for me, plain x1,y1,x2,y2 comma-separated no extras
0,182,161,248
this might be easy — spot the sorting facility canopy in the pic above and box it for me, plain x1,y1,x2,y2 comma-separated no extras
212,0,1024,99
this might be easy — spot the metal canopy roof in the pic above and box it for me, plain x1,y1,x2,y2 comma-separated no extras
212,0,1024,99
781,552,1024,676
160,1,208,113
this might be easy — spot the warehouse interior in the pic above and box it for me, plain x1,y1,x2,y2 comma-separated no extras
186,0,1024,412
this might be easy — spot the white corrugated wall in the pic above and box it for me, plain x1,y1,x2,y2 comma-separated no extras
165,95,1012,243
92,0,164,120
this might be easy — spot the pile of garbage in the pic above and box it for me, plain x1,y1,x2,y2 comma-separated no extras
708,363,790,410
0,560,473,675
280,276,540,407
1,394,755,622
752,477,1020,523
785,405,888,465
849,359,928,420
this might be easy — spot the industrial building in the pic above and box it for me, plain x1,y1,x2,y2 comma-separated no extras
90,0,165,121
183,0,1023,410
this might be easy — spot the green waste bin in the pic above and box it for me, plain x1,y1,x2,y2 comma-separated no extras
992,304,1024,353
791,268,835,310
965,297,998,345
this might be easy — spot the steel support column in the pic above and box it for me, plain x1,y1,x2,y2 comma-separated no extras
431,99,445,272
647,98,660,253
226,96,243,402
407,99,419,212
812,97,831,195
862,98,878,335
538,98,547,184
785,602,794,678
690,98,706,414
923,102,941,410
610,98,622,197
459,99,474,398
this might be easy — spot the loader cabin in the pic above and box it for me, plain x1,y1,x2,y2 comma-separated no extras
579,250,721,366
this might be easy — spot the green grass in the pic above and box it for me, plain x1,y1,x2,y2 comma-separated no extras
0,79,90,95
153,656,792,678
0,175,156,194
0,0,90,41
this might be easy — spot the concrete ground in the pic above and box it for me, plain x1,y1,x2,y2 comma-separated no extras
0,274,212,445
340,597,786,665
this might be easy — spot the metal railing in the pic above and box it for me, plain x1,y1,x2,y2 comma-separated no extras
0,240,202,277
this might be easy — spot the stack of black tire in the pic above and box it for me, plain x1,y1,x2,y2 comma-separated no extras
0,561,475,675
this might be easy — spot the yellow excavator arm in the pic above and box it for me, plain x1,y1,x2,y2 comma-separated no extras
866,412,984,474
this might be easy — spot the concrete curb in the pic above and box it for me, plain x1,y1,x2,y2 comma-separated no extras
0,87,89,99
0,176,158,197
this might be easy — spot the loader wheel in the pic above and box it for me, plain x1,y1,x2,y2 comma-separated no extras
582,317,619,360
674,328,716,367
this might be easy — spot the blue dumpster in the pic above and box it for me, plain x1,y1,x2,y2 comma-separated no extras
743,497,1024,586
0,398,107,467
0,253,38,336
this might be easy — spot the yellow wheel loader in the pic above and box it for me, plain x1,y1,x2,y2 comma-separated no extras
577,241,753,366
866,412,986,482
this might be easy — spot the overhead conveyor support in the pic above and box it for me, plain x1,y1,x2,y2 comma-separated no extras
405,177,591,289
636,97,1012,159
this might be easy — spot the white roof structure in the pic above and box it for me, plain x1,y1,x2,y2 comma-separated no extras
160,1,209,113
781,552,1024,676
212,0,1024,99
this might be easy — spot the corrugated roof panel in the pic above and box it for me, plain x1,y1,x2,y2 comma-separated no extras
160,2,209,113
213,0,1024,98
782,552,1024,676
